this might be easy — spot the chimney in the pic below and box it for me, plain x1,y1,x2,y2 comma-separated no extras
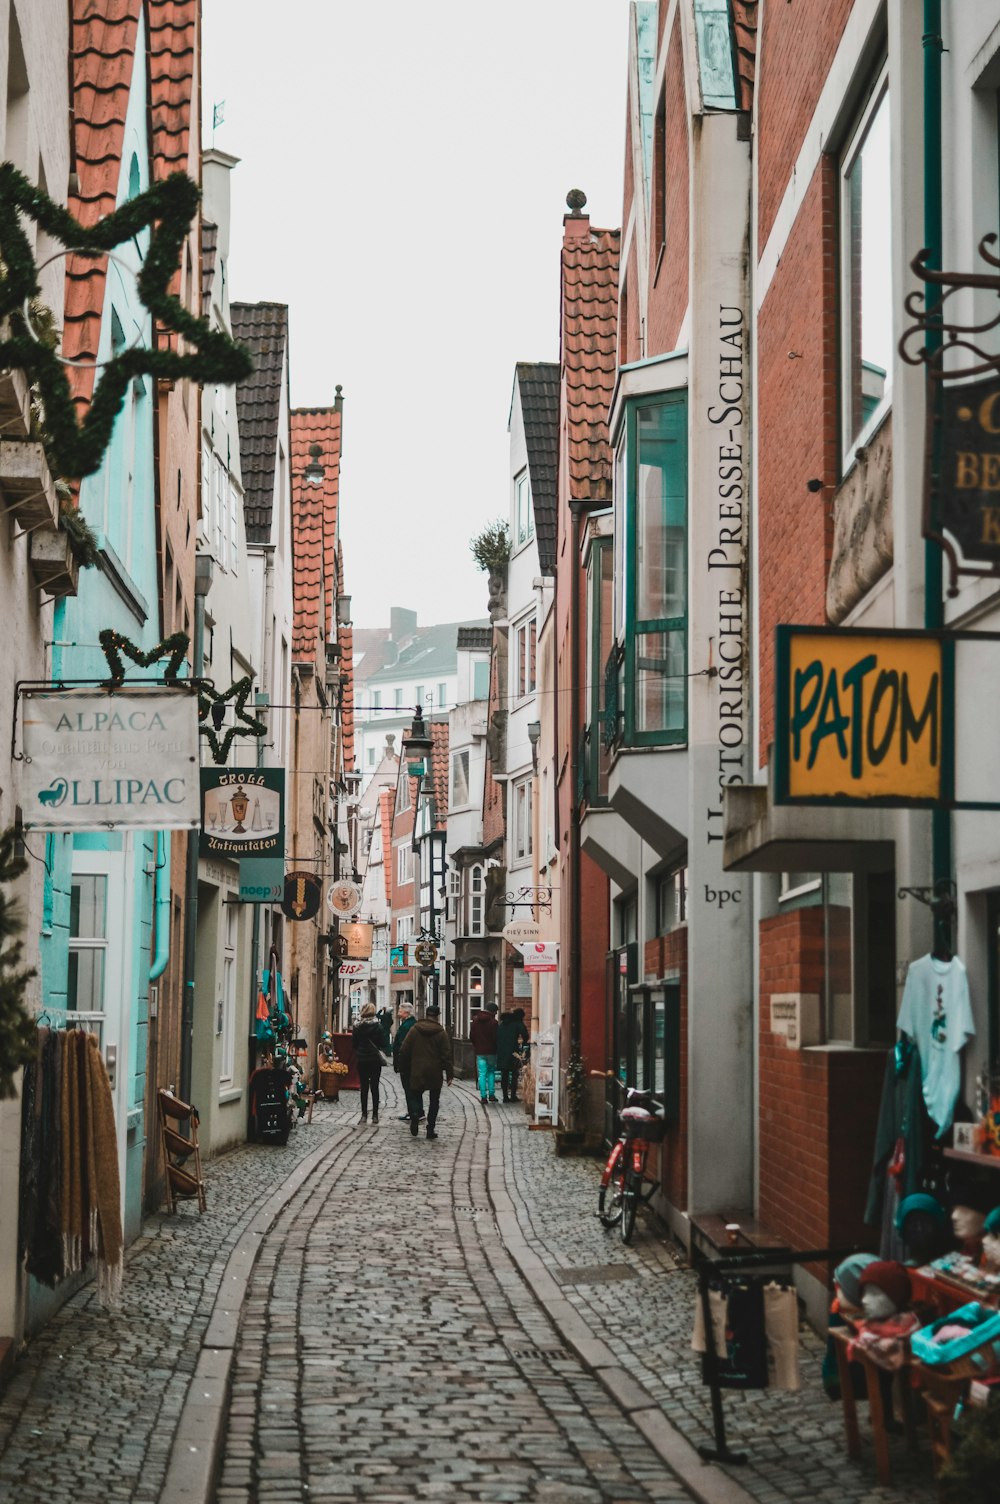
390,607,418,643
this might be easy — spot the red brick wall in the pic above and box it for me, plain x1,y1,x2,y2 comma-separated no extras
647,15,688,356
757,0,853,247
756,159,838,763
759,909,884,1275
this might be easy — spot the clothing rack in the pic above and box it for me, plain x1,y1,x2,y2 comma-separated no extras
696,1244,858,1466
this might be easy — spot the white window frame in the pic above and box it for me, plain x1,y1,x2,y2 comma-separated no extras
396,843,412,886
512,776,533,862
839,65,892,472
228,477,239,576
452,749,470,807
514,468,533,548
512,614,536,702
779,872,822,903
468,863,484,937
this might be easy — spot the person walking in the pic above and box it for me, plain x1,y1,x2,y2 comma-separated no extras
392,1001,421,1122
352,1002,386,1124
398,1004,453,1139
376,1004,394,1053
497,1006,529,1103
470,1000,499,1104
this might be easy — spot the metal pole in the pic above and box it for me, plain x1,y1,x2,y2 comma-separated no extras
922,2,952,940
180,566,210,1104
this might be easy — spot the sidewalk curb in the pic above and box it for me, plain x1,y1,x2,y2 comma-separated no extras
482,1105,758,1504
159,1122,352,1504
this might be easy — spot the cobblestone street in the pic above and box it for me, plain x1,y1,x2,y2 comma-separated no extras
0,1083,938,1504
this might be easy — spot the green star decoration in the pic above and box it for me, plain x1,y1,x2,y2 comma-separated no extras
99,628,190,686
0,164,253,480
198,676,268,765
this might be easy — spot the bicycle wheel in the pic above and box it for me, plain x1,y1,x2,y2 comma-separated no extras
620,1169,639,1244
598,1145,626,1227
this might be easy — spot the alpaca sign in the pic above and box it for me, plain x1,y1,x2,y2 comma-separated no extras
21,687,199,829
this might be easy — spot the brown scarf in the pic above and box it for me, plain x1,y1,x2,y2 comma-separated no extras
85,1034,123,1304
60,1029,83,1273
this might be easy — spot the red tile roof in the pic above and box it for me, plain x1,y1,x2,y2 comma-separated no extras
429,720,449,829
64,0,143,414
379,788,394,904
337,541,356,775
290,407,341,661
148,1,197,180
731,2,758,115
560,214,620,502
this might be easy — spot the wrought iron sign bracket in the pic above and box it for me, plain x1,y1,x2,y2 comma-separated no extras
897,879,957,911
504,886,555,916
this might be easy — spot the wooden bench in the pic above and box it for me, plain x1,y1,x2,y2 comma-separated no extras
689,1211,790,1265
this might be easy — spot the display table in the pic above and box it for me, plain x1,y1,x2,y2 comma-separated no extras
829,1326,917,1487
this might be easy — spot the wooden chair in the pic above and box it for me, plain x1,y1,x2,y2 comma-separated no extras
156,1089,206,1213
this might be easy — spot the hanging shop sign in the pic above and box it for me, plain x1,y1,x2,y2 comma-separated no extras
503,919,556,945
775,628,948,807
938,376,1000,565
390,945,409,974
341,922,373,959
239,857,284,904
327,880,361,918
282,870,322,922
520,942,558,973
414,940,438,966
200,767,284,857
338,958,371,981
21,687,199,830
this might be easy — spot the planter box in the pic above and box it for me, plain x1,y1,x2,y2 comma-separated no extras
30,527,79,599
0,364,31,439
0,439,58,532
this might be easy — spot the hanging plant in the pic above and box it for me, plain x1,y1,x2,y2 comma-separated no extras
0,164,253,480
58,502,100,569
0,826,37,1101
470,519,511,573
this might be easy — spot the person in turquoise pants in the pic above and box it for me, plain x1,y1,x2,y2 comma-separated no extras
470,1001,499,1103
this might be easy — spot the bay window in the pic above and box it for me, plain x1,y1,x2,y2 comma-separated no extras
614,392,688,746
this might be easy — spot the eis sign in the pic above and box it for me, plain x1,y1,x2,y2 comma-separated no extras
775,628,952,807
21,687,199,829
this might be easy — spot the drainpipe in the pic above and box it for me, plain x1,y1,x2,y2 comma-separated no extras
922,3,952,937
149,830,170,981
568,503,584,1069
180,552,214,1103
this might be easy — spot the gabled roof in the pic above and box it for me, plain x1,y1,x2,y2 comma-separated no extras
201,221,218,315
560,216,620,502
457,626,492,652
731,1,758,114
290,406,341,661
230,302,288,543
64,0,143,412
379,788,394,903
515,362,559,576
363,620,490,686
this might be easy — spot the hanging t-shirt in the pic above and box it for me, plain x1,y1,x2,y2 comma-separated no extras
896,955,974,1137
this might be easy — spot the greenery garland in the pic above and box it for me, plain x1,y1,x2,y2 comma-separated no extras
0,827,36,1101
198,676,268,765
99,627,190,685
0,164,253,480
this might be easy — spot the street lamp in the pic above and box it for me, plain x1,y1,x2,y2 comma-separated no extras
304,443,325,486
403,704,433,775
336,594,352,626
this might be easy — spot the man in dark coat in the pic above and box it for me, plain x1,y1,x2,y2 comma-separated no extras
398,1005,453,1139
497,1007,529,1102
470,1000,499,1104
392,1001,420,1122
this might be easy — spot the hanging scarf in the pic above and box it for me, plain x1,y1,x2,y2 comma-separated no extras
85,1034,123,1305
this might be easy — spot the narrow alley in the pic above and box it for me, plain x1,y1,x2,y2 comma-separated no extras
0,1091,935,1504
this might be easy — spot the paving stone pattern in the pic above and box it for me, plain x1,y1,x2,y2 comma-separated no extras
493,1107,937,1504
0,1101,354,1503
219,1077,693,1503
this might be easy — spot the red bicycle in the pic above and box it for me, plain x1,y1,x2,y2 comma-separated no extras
593,1071,666,1244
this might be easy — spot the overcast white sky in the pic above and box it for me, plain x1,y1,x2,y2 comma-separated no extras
202,0,632,628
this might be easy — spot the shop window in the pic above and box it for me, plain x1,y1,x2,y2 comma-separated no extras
656,866,688,935
220,899,237,1086
613,394,688,746
515,469,533,547
512,776,532,862
841,66,892,462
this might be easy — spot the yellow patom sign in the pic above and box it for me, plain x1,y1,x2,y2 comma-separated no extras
775,628,950,806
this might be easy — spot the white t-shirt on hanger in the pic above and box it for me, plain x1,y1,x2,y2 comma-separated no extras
896,954,975,1136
